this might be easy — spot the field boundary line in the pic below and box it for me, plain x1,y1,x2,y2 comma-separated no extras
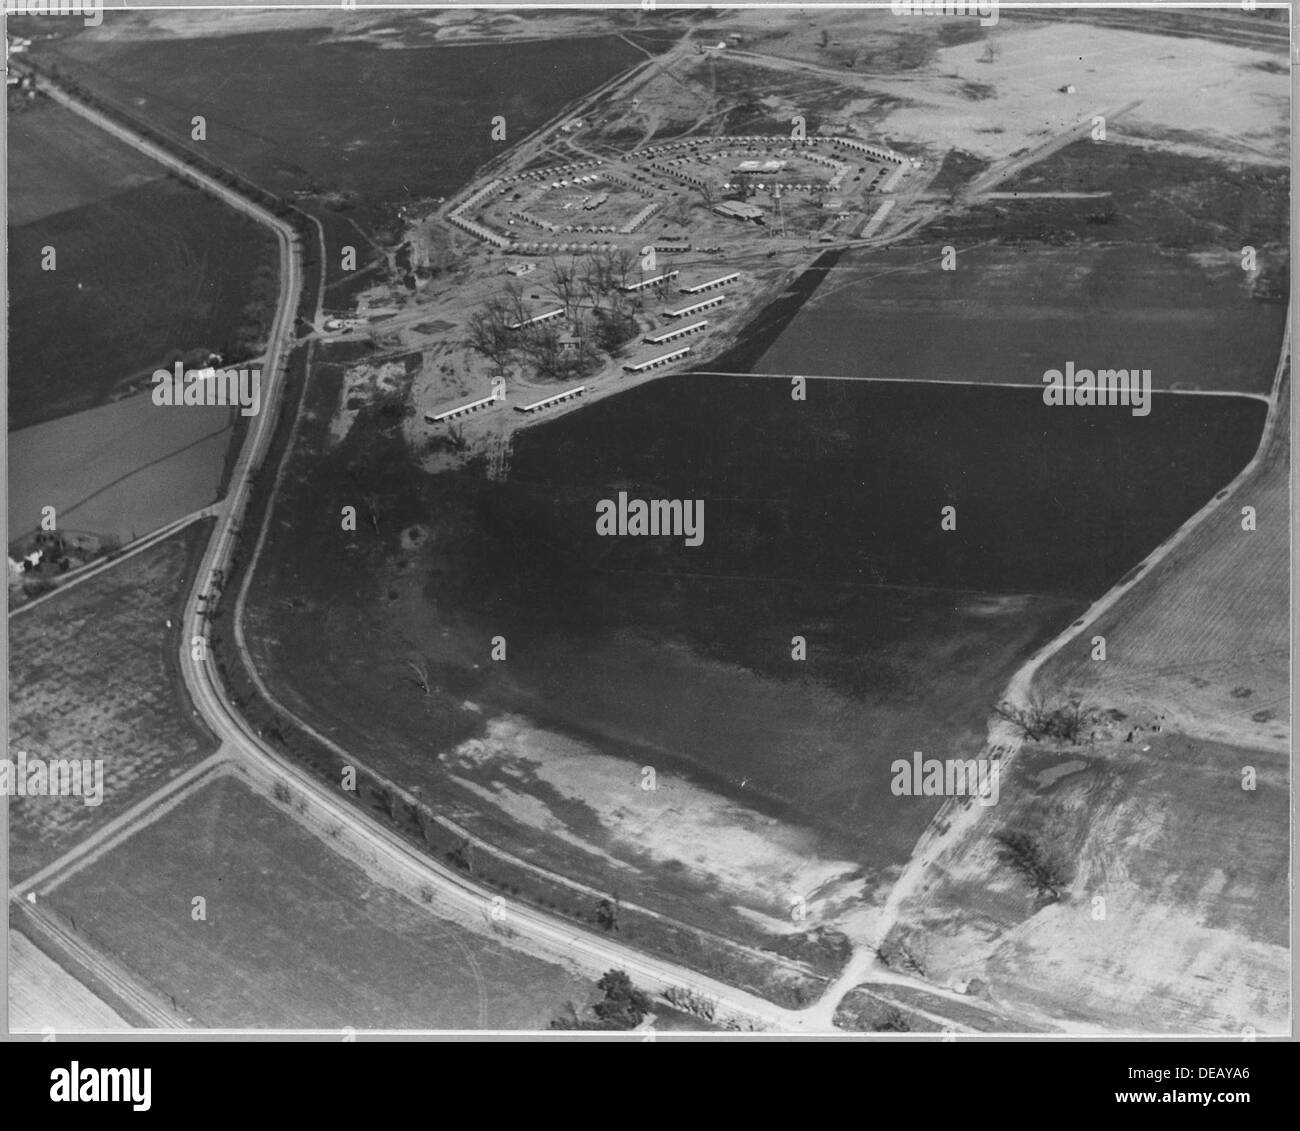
10,898,187,1030
832,306,1293,1027
15,750,235,898
688,371,1274,401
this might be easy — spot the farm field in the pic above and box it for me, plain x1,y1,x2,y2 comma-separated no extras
883,728,1289,1034
43,773,594,1030
8,930,130,1032
6,96,163,226
237,356,1265,953
34,24,654,272
7,390,231,548
881,387,1289,1034
7,521,218,881
1039,383,1290,752
755,241,1285,394
7,101,278,430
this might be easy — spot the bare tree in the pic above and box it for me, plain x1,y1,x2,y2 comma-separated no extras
543,256,583,319
405,656,432,695
467,296,515,370
609,246,639,292
994,693,1093,744
582,252,617,310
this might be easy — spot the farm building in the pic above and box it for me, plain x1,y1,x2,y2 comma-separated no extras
713,201,764,222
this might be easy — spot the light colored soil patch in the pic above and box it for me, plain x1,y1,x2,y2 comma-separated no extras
8,391,231,545
442,714,864,931
8,930,131,1032
887,725,1288,1034
857,21,1287,166
328,359,406,446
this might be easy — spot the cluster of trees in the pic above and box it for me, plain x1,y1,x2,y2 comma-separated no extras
994,694,1095,745
468,250,672,382
549,969,653,1031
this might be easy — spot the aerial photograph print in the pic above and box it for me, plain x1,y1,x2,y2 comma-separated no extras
3,0,1292,1041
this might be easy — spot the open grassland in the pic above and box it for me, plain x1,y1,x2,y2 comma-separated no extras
1040,380,1289,752
44,773,594,1029
7,99,278,430
7,522,218,881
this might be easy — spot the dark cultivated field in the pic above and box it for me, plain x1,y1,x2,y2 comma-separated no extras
239,359,1263,871
8,102,276,430
758,140,1288,395
931,137,1289,254
38,28,653,296
755,243,1285,394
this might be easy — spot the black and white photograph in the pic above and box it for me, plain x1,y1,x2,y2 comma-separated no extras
1,0,1292,1069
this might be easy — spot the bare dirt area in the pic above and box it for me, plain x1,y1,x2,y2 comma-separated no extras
7,522,219,881
7,929,130,1032
717,11,1287,169
882,726,1288,1035
40,772,595,1029
440,714,864,936
880,384,1289,1034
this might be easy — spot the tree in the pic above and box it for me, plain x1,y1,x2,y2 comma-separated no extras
581,252,619,311
543,256,583,319
595,896,620,933
405,656,432,695
467,296,515,370
548,969,653,1030
994,694,1093,744
994,830,1071,905
592,970,651,1029
449,838,475,874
